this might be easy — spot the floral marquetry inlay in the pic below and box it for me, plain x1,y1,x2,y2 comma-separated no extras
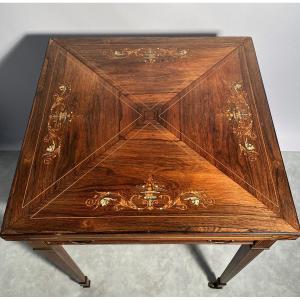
101,47,189,64
85,175,215,211
224,81,259,161
42,84,73,165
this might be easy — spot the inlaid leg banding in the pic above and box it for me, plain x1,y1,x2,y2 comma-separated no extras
28,242,90,288
208,240,275,288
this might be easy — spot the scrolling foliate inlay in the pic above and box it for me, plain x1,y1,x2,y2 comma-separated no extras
101,47,189,64
224,81,259,161
85,175,214,211
42,84,73,165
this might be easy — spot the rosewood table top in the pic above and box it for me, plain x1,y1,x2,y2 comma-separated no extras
1,36,299,244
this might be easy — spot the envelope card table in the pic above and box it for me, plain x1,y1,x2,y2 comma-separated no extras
1,37,299,289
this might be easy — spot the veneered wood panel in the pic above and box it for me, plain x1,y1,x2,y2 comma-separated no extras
22,47,121,208
159,101,181,139
55,37,239,105
119,96,141,137
162,49,280,215
3,40,140,227
28,124,294,238
1,40,58,227
241,38,300,229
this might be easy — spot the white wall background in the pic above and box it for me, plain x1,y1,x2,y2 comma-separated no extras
0,3,299,150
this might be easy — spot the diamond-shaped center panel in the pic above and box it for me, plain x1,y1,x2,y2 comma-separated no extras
135,104,163,125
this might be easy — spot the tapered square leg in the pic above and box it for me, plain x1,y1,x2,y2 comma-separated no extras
28,241,90,288
209,240,275,289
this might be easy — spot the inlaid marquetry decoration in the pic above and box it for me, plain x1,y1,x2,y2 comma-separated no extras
224,81,259,161
42,84,73,165
101,47,189,64
85,175,214,211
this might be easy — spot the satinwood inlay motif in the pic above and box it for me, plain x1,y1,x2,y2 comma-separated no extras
85,175,214,211
101,47,189,64
42,84,73,165
224,81,258,161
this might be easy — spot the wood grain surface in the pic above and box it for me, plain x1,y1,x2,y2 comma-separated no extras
1,37,299,243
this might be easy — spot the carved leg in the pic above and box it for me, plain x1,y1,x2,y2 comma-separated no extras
28,241,90,288
208,240,275,289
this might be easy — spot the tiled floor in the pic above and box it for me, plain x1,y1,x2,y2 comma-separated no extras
0,151,299,296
